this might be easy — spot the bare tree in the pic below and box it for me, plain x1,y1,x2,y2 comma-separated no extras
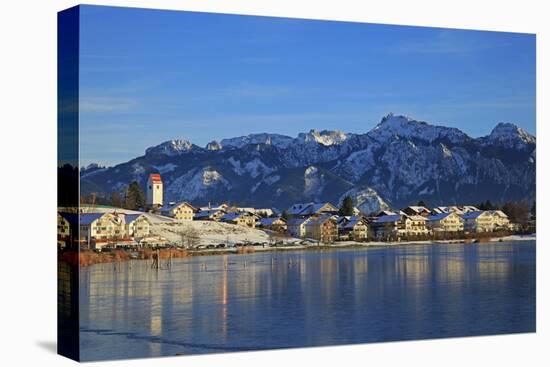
502,200,530,226
178,225,200,248
110,191,123,208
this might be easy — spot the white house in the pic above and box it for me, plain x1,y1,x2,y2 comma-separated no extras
338,216,369,241
462,211,494,232
400,215,430,236
427,212,464,232
161,201,196,221
124,214,151,238
220,212,257,228
489,210,510,230
287,217,311,238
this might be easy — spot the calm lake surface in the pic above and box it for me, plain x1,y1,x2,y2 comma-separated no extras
79,241,536,361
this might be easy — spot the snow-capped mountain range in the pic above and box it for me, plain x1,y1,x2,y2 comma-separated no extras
81,113,536,213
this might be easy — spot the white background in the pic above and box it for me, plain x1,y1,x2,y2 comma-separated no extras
0,0,548,365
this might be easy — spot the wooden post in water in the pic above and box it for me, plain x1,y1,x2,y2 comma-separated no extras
151,249,160,270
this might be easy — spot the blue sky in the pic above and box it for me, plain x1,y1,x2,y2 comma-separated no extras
78,5,536,167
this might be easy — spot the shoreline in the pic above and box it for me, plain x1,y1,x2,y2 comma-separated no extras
64,234,535,267
189,234,536,255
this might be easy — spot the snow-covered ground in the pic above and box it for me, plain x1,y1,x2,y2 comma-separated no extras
150,220,273,246
490,234,536,242
81,206,284,246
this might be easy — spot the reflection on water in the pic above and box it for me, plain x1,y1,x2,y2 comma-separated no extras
79,241,535,361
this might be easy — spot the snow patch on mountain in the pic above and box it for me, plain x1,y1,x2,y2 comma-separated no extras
244,158,274,178
227,157,273,178
297,129,350,146
166,167,231,201
80,166,107,179
336,146,377,181
418,186,434,195
251,174,281,194
227,157,245,176
131,163,145,181
220,133,293,149
250,181,262,194
263,175,280,186
304,166,325,197
145,139,197,156
440,143,452,158
153,163,177,174
340,187,390,214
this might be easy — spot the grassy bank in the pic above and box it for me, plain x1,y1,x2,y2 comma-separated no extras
59,248,189,267
59,232,534,267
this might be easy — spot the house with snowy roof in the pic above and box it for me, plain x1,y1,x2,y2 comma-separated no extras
432,206,464,215
376,210,398,217
304,214,338,243
257,217,287,232
370,213,429,239
57,213,72,247
220,211,257,228
160,201,197,221
59,212,117,249
461,206,480,213
426,212,464,232
286,202,338,218
403,206,431,217
401,215,430,236
461,211,494,232
287,217,311,238
488,210,510,230
338,216,369,241
123,213,151,238
226,206,274,217
370,214,402,239
194,208,226,221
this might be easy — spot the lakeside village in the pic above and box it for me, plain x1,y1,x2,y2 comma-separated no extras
58,173,536,255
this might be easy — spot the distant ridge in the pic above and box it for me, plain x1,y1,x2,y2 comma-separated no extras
81,114,535,211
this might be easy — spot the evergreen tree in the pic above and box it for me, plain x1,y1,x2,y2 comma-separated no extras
339,196,354,216
124,181,145,210
531,201,536,219
479,200,495,211
281,210,289,221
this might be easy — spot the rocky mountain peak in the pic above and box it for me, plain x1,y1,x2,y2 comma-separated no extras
145,139,196,156
369,114,469,145
206,140,222,151
486,122,535,147
297,129,349,146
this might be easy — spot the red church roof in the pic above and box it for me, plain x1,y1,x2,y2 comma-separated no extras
149,173,162,183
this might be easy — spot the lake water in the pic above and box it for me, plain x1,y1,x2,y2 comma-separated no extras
79,241,536,361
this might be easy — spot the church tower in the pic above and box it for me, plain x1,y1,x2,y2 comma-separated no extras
146,173,163,208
